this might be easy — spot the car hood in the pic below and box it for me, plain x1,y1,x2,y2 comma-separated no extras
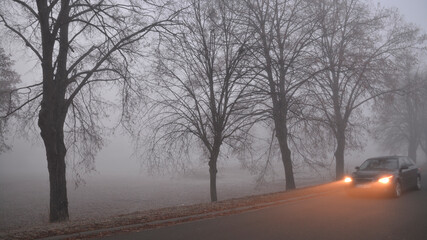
353,170,397,179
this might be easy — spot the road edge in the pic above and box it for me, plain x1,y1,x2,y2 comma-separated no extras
35,182,343,240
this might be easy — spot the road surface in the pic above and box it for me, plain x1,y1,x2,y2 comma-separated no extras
94,173,427,240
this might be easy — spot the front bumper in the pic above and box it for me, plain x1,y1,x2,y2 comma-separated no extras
346,181,395,196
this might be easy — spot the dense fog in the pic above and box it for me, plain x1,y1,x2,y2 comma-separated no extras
0,0,427,232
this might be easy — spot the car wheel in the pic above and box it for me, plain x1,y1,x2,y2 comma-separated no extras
415,176,421,191
392,181,402,198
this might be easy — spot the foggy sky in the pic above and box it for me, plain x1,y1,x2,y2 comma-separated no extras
377,0,427,33
1,0,427,181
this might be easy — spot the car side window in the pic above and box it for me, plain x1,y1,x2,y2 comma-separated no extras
399,158,409,167
405,157,415,166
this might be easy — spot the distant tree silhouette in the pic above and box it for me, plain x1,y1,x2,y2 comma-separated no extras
375,52,427,162
243,0,320,190
0,46,20,153
143,0,263,202
307,0,423,179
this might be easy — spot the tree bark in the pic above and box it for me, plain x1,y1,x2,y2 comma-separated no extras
279,137,296,190
208,159,218,202
335,128,346,180
274,118,296,190
35,0,71,222
408,137,418,162
38,91,69,222
208,144,220,202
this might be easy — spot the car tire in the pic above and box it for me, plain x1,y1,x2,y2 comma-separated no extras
392,181,402,198
415,176,421,191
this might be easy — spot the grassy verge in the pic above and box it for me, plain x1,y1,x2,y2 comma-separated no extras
1,181,344,240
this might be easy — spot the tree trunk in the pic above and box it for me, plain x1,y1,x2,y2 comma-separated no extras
208,145,220,202
206,126,223,201
275,123,296,190
38,99,69,222
408,138,418,162
335,129,346,180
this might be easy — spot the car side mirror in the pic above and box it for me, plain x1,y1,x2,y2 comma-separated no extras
399,165,408,172
355,166,360,170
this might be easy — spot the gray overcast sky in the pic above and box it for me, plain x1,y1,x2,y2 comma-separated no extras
377,0,427,32
1,0,427,179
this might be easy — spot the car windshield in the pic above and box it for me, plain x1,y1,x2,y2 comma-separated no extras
359,158,398,170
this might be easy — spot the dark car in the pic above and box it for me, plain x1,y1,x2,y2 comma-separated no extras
345,156,421,197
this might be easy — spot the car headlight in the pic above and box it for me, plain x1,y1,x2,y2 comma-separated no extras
344,177,352,183
378,176,393,184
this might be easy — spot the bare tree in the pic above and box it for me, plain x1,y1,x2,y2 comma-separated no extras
375,53,427,161
0,0,176,222
308,0,423,179
0,46,20,153
243,0,320,190
143,0,263,202
420,73,427,157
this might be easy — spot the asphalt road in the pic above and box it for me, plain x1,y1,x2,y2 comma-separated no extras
95,172,427,240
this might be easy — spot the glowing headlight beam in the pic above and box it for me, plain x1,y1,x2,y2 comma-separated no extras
378,176,393,184
344,177,352,183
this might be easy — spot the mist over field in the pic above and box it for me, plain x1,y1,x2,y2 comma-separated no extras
1,0,427,235
0,135,333,231
2,131,425,231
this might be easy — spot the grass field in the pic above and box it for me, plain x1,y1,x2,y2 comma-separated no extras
0,164,332,231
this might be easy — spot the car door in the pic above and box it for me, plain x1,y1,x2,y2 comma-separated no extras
399,158,412,190
405,157,418,188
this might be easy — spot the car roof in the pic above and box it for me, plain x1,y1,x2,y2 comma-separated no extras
365,156,405,160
